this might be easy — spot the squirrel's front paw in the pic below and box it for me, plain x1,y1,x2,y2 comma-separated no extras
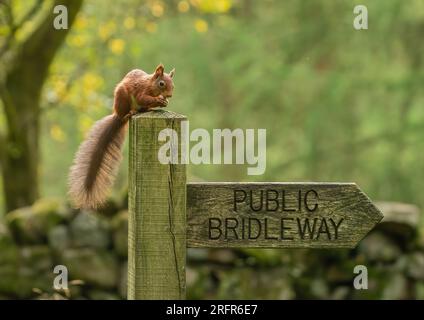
156,95,168,108
122,109,137,121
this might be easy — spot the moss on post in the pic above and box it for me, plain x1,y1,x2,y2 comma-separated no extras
128,110,186,299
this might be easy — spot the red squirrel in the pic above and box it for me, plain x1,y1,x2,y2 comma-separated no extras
68,64,175,209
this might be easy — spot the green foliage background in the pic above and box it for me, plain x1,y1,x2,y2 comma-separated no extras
1,0,424,215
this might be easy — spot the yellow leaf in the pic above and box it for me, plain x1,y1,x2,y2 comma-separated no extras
109,39,125,55
53,78,67,99
50,125,66,142
215,0,231,12
82,73,104,91
98,22,116,41
67,34,88,48
75,15,88,30
151,2,164,17
124,17,136,30
194,19,208,33
178,1,190,13
79,115,94,136
194,0,231,13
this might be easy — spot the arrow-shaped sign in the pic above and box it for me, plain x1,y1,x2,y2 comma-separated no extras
187,182,383,248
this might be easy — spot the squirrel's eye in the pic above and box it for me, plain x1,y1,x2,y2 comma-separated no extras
159,80,165,87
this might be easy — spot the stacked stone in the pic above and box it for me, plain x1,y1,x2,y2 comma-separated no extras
0,199,422,300
0,198,128,299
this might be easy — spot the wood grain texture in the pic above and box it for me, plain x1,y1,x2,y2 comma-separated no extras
128,109,186,300
187,182,383,248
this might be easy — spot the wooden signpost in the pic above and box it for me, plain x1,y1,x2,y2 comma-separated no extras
187,182,382,248
128,110,383,300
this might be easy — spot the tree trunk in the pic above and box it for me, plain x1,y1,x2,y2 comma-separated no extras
0,0,84,212
1,83,41,211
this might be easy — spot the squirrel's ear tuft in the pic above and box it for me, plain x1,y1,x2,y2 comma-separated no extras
169,68,175,78
153,64,164,79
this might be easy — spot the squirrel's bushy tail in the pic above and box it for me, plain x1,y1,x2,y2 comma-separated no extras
68,114,127,209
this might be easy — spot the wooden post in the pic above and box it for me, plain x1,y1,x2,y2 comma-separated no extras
128,110,187,300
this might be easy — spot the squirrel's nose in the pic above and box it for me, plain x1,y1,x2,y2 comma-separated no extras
166,93,172,98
